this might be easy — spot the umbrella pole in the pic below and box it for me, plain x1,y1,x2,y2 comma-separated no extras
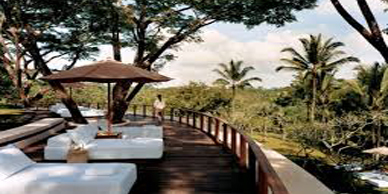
107,83,112,133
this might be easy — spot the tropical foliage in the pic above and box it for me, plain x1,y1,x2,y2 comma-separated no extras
276,34,359,121
213,60,262,97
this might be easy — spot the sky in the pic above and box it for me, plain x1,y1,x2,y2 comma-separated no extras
51,0,388,88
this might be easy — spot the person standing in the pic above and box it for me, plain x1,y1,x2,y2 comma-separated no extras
153,94,166,125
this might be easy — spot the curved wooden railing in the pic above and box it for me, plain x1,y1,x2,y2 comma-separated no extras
128,104,289,194
37,102,289,194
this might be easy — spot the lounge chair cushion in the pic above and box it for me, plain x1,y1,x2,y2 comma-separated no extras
85,138,164,159
0,163,137,194
367,178,388,188
0,145,35,180
47,134,72,147
114,125,163,139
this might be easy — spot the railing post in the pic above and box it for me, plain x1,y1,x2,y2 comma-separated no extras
179,110,182,124
133,105,137,117
239,136,247,168
215,119,220,143
143,105,146,117
200,114,204,131
231,128,237,155
170,108,174,121
193,112,196,128
223,123,228,148
258,167,268,194
207,116,212,135
248,147,257,192
152,107,156,118
186,111,190,126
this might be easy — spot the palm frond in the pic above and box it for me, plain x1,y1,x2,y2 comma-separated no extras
213,69,230,80
275,65,306,72
238,66,255,81
323,57,360,71
346,80,365,96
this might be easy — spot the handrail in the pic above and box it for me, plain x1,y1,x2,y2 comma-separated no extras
129,104,289,194
38,102,289,194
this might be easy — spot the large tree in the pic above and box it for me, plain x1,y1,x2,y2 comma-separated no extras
110,0,319,123
330,0,388,63
213,60,262,98
276,34,359,121
347,63,388,150
0,0,102,123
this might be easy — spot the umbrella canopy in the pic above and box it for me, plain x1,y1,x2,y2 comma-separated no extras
363,147,388,155
40,59,172,83
40,59,172,133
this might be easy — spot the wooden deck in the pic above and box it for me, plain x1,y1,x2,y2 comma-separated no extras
23,118,252,194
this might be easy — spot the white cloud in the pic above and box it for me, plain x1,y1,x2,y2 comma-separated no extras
158,29,309,88
318,0,386,15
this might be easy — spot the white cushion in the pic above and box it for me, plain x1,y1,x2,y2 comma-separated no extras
0,145,35,180
115,126,163,139
47,134,72,147
0,163,137,194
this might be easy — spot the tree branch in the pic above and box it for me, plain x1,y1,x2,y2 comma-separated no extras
357,0,384,38
330,0,372,40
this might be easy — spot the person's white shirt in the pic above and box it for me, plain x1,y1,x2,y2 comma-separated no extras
153,99,166,110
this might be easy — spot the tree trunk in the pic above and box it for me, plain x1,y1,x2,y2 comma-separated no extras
111,81,131,123
311,69,317,122
24,40,87,124
111,0,121,62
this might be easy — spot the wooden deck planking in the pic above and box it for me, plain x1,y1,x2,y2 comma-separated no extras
23,118,252,194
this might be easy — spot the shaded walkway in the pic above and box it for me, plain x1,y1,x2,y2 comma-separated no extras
130,120,251,194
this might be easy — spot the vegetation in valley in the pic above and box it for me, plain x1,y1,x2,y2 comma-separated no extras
3,0,388,193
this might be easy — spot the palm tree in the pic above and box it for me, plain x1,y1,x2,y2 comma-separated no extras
276,34,359,121
213,60,262,98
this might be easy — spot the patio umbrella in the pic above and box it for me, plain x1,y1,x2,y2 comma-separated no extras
363,147,388,155
41,59,172,132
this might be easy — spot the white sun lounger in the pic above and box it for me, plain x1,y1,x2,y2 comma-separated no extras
0,145,137,194
366,178,388,188
113,125,163,139
44,124,163,160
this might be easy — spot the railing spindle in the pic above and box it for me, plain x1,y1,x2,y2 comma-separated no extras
143,105,146,117
248,147,257,191
258,167,269,194
200,114,204,131
193,112,196,128
215,119,220,143
239,136,247,167
207,116,212,135
231,128,237,155
223,123,228,148
133,105,137,117
170,108,174,121
186,111,190,126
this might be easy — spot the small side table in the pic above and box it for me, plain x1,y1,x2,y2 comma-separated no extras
67,147,88,163
95,132,122,139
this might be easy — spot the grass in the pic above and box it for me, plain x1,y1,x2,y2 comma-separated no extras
250,132,328,160
0,109,24,115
